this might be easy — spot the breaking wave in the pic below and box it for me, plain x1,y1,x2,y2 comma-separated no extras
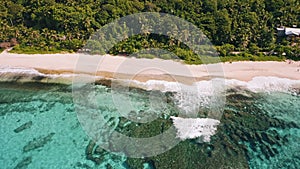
226,76,300,94
2,67,299,117
0,66,74,83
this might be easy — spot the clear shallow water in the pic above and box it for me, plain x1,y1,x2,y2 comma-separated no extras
0,83,126,169
248,92,300,169
0,82,299,169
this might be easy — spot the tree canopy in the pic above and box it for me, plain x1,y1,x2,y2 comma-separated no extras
1,0,299,61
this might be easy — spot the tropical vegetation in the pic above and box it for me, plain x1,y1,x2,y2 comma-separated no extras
1,0,300,63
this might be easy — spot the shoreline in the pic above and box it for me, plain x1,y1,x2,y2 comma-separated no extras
0,52,300,84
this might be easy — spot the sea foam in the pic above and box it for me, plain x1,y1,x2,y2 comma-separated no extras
171,116,220,142
0,66,74,82
0,66,44,76
128,78,226,116
226,76,300,94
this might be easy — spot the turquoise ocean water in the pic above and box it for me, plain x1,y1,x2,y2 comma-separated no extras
0,78,299,169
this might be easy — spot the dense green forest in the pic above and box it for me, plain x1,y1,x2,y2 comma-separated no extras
0,0,300,63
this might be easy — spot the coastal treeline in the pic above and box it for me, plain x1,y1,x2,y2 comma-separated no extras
1,0,299,62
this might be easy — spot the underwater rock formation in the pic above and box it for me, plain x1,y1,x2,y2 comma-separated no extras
23,133,55,152
14,121,32,133
14,156,32,169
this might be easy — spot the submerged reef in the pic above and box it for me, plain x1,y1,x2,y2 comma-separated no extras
14,156,32,169
84,88,299,168
23,133,55,153
14,121,32,133
1,81,298,168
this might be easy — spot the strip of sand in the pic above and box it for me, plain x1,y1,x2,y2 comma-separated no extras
0,51,299,83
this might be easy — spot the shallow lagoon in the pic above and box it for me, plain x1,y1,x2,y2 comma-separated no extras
0,81,299,169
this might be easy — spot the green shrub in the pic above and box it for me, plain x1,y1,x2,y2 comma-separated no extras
216,44,235,56
10,44,69,54
249,43,260,55
136,53,155,59
160,54,172,60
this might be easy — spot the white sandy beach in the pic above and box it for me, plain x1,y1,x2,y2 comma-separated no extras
0,50,299,83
